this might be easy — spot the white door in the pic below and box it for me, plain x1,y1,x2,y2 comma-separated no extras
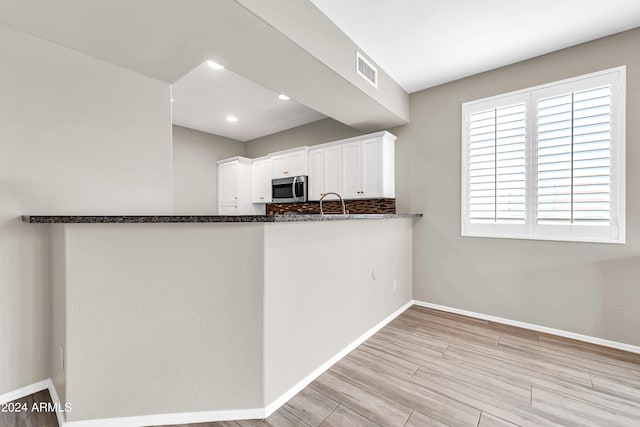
362,138,382,197
271,155,289,179
308,149,324,201
262,159,272,203
323,145,342,199
218,201,238,215
286,150,307,176
252,160,266,203
218,161,238,203
341,141,362,199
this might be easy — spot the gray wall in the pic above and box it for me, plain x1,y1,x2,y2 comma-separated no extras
263,218,413,404
401,27,640,346
245,28,640,348
172,125,245,214
0,25,172,395
245,118,361,158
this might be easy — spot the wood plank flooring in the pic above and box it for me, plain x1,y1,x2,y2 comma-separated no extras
194,305,640,427
4,305,639,427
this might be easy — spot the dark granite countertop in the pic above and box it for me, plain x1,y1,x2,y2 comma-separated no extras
22,213,422,224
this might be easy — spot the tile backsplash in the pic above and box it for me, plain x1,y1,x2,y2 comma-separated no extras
267,198,395,215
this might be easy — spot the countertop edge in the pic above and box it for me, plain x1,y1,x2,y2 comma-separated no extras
22,213,423,224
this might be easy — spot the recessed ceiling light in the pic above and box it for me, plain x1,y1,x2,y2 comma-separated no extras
171,98,175,102
226,115,238,122
207,60,224,70
278,94,290,101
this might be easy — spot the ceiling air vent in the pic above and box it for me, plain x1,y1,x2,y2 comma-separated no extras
356,51,377,88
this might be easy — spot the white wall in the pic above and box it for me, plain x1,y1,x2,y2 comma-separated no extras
52,218,411,422
172,125,245,214
63,223,264,421
0,25,172,395
263,218,413,403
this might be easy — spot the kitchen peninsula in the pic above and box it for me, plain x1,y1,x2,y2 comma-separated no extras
25,214,419,423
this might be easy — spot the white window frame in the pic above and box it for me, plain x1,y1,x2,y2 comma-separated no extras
461,67,626,244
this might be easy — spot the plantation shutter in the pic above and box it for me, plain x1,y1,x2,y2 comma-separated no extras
467,103,526,224
536,86,612,225
462,66,624,243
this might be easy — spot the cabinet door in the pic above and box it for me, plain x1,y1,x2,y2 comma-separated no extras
286,150,307,176
323,145,342,197
271,149,307,179
271,155,289,179
341,141,362,199
218,161,238,203
218,201,238,215
362,138,383,197
262,159,272,203
252,159,273,203
251,161,265,203
307,149,324,201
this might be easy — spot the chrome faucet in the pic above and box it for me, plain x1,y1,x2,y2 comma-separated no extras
319,192,346,215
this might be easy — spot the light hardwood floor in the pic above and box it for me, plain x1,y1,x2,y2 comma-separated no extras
184,305,640,427
4,305,639,427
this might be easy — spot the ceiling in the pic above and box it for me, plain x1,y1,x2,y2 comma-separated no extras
310,0,640,93
171,62,325,141
0,0,408,138
2,1,639,140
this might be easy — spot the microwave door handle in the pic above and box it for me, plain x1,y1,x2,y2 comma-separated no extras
292,176,298,200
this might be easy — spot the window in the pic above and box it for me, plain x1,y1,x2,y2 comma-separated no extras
461,67,625,243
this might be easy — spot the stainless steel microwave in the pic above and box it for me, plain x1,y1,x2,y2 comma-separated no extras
272,175,308,203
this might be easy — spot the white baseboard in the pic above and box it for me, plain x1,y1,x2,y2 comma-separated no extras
2,300,412,427
412,300,640,355
263,299,414,417
0,378,51,405
62,408,266,427
0,380,266,427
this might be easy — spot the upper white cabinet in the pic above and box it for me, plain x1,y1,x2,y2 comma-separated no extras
251,157,272,203
341,132,395,200
308,144,342,201
341,141,362,199
217,157,259,215
217,132,395,211
271,147,308,179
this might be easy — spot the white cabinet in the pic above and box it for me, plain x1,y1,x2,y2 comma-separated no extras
218,201,239,216
217,157,259,215
251,157,272,203
271,147,308,179
217,132,395,213
308,148,323,201
341,133,395,200
341,141,363,199
308,144,342,201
